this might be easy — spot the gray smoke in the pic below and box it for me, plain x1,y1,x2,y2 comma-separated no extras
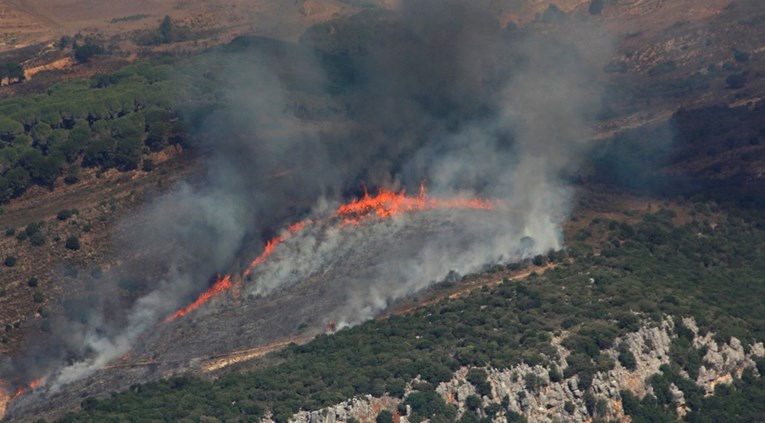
3,0,614,396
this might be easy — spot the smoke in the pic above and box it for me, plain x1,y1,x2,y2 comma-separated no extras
2,0,614,403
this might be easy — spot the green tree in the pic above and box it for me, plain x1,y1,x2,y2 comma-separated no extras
4,167,31,198
0,116,24,141
159,16,175,43
114,137,143,171
74,43,104,64
82,137,116,168
376,410,393,423
146,122,169,151
0,63,25,84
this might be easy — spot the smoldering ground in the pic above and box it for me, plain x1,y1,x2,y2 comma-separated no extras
2,0,614,410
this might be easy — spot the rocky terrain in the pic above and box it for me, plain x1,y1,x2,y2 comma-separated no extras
288,317,764,423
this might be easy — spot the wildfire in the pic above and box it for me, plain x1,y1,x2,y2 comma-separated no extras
243,219,310,277
164,185,497,322
337,185,495,224
163,274,232,323
0,376,45,413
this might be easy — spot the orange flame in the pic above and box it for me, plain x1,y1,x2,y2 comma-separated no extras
243,219,310,278
164,186,497,322
337,185,495,222
163,274,232,323
0,377,45,407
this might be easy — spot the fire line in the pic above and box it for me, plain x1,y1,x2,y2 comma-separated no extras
163,186,498,322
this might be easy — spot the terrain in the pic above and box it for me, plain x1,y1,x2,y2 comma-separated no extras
0,0,764,422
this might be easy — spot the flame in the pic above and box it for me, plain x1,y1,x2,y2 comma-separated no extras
163,274,232,323
337,185,495,223
243,220,310,278
0,377,46,419
164,186,497,322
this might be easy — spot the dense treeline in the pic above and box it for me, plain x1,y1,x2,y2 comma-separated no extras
0,63,175,200
0,52,233,202
61,203,765,422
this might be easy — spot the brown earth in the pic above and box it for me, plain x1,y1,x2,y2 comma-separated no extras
0,148,194,354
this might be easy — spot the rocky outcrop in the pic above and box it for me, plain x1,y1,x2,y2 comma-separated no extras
280,317,764,423
289,396,399,423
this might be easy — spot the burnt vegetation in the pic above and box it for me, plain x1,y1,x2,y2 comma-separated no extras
1,2,765,422
61,202,765,422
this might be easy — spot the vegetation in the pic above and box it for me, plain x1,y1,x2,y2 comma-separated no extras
61,201,765,421
588,0,604,16
0,62,25,84
65,236,81,251
0,57,212,202
74,42,104,64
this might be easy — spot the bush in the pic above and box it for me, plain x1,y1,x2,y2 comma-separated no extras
65,236,81,251
74,42,104,63
376,410,393,423
33,292,44,303
28,277,38,287
564,401,575,414
726,73,747,89
733,49,751,63
465,394,482,411
618,348,637,370
588,0,604,15
467,368,492,397
30,232,46,246
57,209,74,220
4,256,16,267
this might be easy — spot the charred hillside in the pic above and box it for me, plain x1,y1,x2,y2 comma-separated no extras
1,0,765,422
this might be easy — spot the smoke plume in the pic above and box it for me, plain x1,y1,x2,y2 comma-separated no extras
2,0,613,404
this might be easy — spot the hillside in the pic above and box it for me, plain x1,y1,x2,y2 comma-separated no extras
0,0,764,422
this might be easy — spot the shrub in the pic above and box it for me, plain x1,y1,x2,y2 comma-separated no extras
57,209,74,220
74,42,104,63
30,232,46,246
465,394,482,411
28,277,38,287
618,348,637,370
33,292,44,303
65,236,81,251
726,73,747,89
4,256,16,267
467,368,492,397
564,401,576,414
376,410,393,423
588,0,604,15
733,49,751,63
